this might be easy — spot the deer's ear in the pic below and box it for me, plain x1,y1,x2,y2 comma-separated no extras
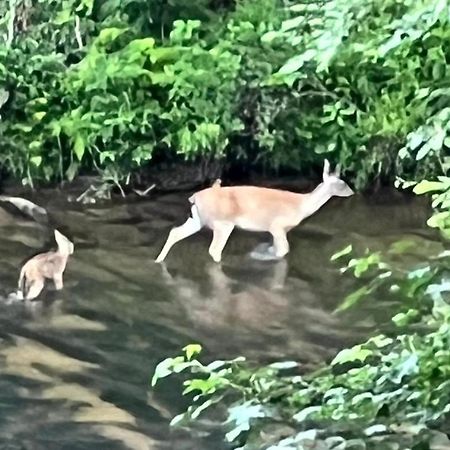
334,164,341,177
323,159,330,180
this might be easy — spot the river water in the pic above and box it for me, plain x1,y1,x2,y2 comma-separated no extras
0,188,438,449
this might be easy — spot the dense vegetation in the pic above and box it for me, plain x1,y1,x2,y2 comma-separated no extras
0,0,448,190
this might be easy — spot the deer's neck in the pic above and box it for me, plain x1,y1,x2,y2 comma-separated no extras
57,247,70,258
300,183,332,219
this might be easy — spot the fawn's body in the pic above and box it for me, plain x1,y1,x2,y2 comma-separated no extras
18,230,74,300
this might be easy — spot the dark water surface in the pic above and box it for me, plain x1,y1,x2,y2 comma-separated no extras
0,189,440,449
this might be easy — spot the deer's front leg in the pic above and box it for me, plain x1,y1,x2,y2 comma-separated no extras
249,235,289,260
270,227,290,258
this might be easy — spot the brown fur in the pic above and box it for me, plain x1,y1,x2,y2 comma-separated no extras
18,230,74,300
192,186,304,231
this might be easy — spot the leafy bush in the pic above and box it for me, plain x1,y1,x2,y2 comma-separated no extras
0,0,449,189
266,0,450,188
0,0,291,187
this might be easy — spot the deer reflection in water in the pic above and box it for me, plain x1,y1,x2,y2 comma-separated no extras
159,259,352,364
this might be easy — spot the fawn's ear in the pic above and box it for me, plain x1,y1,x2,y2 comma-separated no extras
54,229,74,254
54,229,63,243
323,159,330,180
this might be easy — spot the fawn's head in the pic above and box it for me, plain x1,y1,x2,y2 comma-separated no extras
322,159,354,197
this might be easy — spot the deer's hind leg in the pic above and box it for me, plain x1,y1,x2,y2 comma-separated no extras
156,206,202,263
53,273,64,290
25,278,45,300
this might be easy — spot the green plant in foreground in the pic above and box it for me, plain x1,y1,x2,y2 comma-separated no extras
152,250,450,449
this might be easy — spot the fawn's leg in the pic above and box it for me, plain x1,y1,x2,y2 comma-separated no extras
53,273,64,290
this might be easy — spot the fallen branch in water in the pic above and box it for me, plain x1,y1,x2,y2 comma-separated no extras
0,195,48,223
133,184,156,197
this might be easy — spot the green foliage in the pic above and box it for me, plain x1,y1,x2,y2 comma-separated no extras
0,0,290,187
0,0,449,188
413,177,450,237
265,0,450,188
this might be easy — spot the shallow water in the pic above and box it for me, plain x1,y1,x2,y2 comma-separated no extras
0,188,439,449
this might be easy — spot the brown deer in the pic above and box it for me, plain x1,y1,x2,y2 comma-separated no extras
155,160,353,263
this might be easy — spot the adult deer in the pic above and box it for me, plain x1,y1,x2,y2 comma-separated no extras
155,160,353,263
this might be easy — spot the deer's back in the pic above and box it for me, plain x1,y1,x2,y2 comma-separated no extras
192,186,302,230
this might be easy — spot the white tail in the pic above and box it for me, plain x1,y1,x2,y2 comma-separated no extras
155,160,353,263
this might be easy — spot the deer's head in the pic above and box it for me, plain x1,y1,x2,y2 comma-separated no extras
322,159,354,197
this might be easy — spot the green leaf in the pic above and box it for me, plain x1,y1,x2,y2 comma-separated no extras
97,27,128,45
368,335,393,348
127,38,155,54
54,8,72,25
427,212,450,228
170,413,187,426
190,398,214,419
183,344,202,361
393,354,418,383
281,16,305,32
269,361,298,370
0,89,9,108
293,406,321,422
335,285,372,312
151,356,184,386
73,134,86,161
33,111,46,121
392,309,419,327
278,50,316,75
261,31,281,43
65,161,79,182
413,180,445,194
30,156,42,167
331,345,372,365
331,244,352,261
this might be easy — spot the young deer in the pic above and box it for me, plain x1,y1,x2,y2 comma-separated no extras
155,160,353,263
17,229,74,300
